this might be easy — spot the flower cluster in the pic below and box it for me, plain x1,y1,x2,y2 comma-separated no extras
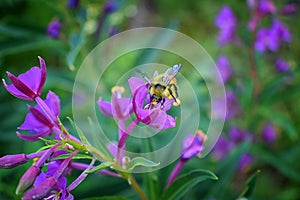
213,0,291,173
1,56,206,199
1,57,122,199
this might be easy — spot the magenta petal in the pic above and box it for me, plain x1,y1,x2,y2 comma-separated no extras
7,72,36,99
133,85,176,130
128,77,146,95
112,96,133,119
23,177,57,200
97,97,113,118
17,67,41,94
181,135,202,159
19,112,46,130
16,130,51,141
37,56,47,95
2,79,33,100
44,91,60,117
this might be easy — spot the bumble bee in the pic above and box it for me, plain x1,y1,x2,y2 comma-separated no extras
138,64,182,109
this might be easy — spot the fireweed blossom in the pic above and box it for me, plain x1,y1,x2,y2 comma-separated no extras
16,144,60,195
129,77,176,130
97,86,133,121
1,57,132,199
47,19,62,39
248,0,276,31
275,57,290,72
215,6,238,46
67,0,80,9
238,153,253,172
216,55,233,84
262,123,277,144
17,91,61,141
2,56,46,101
22,151,78,200
166,130,207,186
255,19,291,52
212,136,234,160
212,89,241,120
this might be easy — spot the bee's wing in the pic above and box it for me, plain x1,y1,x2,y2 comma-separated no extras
153,70,159,78
162,64,182,85
136,69,152,84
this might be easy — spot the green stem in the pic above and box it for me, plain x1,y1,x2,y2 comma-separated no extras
116,169,147,200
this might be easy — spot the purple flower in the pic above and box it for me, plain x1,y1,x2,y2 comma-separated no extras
0,154,28,169
16,144,60,195
129,77,176,130
98,86,133,120
212,136,234,160
17,91,60,141
47,19,62,39
103,1,117,13
22,151,77,200
181,130,207,161
215,6,238,46
216,55,233,84
262,123,277,144
275,58,290,72
229,127,252,144
256,0,276,15
255,28,279,52
280,4,297,15
272,19,292,43
248,0,276,31
166,130,207,186
67,0,80,9
238,153,253,172
226,90,241,119
2,56,46,101
255,19,291,52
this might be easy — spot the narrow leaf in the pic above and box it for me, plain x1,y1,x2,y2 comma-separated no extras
161,169,218,200
66,116,90,145
85,162,112,174
127,157,160,171
239,170,261,198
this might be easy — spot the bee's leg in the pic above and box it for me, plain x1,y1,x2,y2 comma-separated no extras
160,98,165,110
168,84,180,106
167,85,178,103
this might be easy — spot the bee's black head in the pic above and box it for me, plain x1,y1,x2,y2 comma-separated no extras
151,94,162,103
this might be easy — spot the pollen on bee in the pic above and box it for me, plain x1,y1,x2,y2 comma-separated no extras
173,99,181,106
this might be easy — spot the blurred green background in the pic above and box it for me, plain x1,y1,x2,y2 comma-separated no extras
1,0,300,199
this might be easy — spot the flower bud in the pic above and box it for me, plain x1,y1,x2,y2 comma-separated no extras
22,177,56,200
0,154,28,169
16,166,40,195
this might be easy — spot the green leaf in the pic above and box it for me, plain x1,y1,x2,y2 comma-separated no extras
127,157,160,171
161,169,218,200
53,153,93,161
66,116,90,145
85,162,112,174
82,196,130,200
67,31,86,70
239,170,261,198
258,107,297,140
0,37,66,56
